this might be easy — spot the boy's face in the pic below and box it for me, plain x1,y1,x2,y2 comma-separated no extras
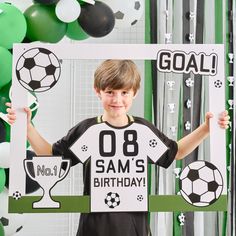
96,88,135,119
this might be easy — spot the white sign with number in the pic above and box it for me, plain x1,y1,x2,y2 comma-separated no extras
70,122,168,212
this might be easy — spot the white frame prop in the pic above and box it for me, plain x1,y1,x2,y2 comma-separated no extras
9,43,226,212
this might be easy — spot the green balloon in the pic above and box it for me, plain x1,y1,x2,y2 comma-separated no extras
66,20,89,40
0,48,12,90
0,82,11,113
0,221,5,236
24,4,67,43
0,3,27,49
0,168,6,193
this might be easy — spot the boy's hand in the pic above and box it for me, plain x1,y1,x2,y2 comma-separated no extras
6,102,32,126
217,110,230,129
205,110,230,130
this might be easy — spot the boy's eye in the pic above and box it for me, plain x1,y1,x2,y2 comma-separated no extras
122,91,129,96
105,91,113,95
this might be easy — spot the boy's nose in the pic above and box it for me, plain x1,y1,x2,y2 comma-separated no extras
112,93,122,102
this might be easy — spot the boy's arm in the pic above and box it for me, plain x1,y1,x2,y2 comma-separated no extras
175,111,229,160
175,123,209,160
27,122,52,155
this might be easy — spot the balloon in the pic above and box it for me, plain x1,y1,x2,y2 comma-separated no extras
0,168,6,193
55,0,81,23
0,119,6,143
24,4,67,43
66,20,89,40
0,188,26,236
100,0,144,28
0,221,4,236
0,82,11,114
2,122,10,143
34,0,60,4
78,1,115,37
0,48,12,90
0,142,10,168
0,3,27,49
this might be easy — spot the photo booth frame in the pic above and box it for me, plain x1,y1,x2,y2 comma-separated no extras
9,43,227,213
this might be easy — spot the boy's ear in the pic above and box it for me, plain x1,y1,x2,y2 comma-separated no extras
94,88,101,98
133,90,138,99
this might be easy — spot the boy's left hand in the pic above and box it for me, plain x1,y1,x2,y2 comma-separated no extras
205,110,230,129
217,110,230,129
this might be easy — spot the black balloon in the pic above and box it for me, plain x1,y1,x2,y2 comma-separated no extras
33,0,60,5
78,1,115,37
5,150,40,194
0,119,6,143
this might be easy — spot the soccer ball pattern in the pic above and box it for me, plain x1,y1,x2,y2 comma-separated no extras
16,47,61,92
0,216,23,234
214,80,223,88
137,195,144,201
102,0,144,28
149,139,157,148
185,77,194,87
180,161,223,207
12,191,22,200
184,121,191,131
185,99,192,109
81,145,88,152
104,192,120,208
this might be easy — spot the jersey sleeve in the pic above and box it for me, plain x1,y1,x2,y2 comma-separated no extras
52,118,96,166
69,126,94,163
135,117,178,168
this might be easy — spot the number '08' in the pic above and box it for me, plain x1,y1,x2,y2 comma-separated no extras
99,130,139,157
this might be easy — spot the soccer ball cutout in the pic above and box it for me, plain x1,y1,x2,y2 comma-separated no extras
102,0,144,28
16,47,61,92
214,80,223,88
12,191,22,200
180,161,223,207
104,192,120,208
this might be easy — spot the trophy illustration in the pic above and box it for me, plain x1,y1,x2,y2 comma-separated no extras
166,80,175,90
24,156,70,208
227,76,234,87
168,103,175,113
228,53,234,64
228,99,234,110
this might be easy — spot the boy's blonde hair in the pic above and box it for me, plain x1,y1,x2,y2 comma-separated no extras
94,60,141,95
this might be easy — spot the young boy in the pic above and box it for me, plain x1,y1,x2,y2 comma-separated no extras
7,60,229,236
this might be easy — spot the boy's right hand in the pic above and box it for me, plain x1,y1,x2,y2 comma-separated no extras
6,102,32,126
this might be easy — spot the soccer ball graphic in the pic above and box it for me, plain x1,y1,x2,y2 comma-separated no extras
180,161,223,207
12,191,22,200
104,192,120,208
214,80,223,88
16,47,61,92
101,0,144,28
149,139,157,148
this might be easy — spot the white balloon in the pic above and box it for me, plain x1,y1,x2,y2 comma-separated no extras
101,0,144,28
0,142,10,168
56,0,81,23
0,188,26,236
